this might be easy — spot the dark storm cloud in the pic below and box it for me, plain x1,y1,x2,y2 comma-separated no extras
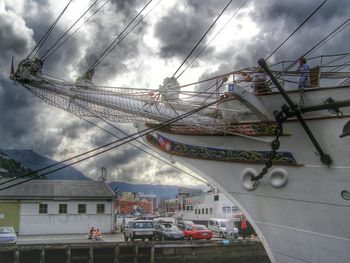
154,0,350,70
0,4,33,75
154,7,212,58
238,0,350,67
154,0,253,59
76,0,146,82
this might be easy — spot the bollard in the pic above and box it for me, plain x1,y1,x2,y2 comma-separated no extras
114,245,119,263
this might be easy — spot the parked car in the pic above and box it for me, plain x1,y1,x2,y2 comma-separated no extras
177,219,194,230
0,227,17,244
208,218,239,239
183,224,212,240
154,221,184,241
124,220,155,241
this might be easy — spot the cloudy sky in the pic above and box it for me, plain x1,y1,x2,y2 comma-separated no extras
0,0,349,187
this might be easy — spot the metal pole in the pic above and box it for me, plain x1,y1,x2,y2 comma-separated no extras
300,99,350,113
40,247,45,263
114,245,119,263
66,246,71,263
14,250,19,263
258,58,332,165
89,244,93,263
282,61,285,88
134,246,139,263
150,246,155,263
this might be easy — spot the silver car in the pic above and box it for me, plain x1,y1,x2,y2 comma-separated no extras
0,227,17,244
124,220,155,241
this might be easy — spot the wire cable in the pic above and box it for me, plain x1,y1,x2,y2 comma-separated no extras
80,116,208,184
265,0,328,61
86,0,154,73
0,99,219,190
173,0,233,79
29,0,73,58
40,0,100,60
42,0,111,61
86,0,162,75
176,0,248,79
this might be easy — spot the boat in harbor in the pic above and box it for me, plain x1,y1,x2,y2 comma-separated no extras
174,189,243,225
10,52,350,263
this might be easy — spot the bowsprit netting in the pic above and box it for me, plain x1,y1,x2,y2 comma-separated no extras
11,57,223,131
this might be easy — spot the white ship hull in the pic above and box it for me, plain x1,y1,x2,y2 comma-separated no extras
144,87,350,263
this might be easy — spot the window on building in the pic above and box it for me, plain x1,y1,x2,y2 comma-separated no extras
78,204,86,214
214,195,219,201
97,204,105,214
195,209,197,214
59,204,67,214
210,208,213,214
39,204,48,214
202,208,204,214
198,209,201,215
222,206,232,213
232,206,239,212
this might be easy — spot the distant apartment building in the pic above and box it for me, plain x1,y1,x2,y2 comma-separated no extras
159,198,180,213
0,179,116,235
138,193,158,213
121,192,137,202
115,198,153,215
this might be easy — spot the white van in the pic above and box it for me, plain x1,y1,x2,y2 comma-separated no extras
208,218,239,239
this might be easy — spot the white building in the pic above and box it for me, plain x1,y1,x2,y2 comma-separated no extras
0,179,116,235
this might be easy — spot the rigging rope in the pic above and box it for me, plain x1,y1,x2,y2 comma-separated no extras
265,0,328,61
40,0,100,60
176,0,249,79
305,17,350,57
86,0,155,73
0,98,219,191
266,17,350,85
80,115,208,184
42,0,111,61
87,0,162,75
29,0,73,58
172,0,234,79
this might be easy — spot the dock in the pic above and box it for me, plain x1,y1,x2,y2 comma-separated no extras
0,239,269,263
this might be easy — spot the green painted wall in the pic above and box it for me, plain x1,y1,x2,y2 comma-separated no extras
0,202,20,232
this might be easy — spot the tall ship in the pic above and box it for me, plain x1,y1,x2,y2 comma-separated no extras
6,2,350,263
11,52,350,263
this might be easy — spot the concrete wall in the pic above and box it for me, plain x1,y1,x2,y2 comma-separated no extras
18,200,113,235
0,201,20,232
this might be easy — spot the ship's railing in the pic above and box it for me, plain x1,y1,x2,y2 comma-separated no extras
210,53,350,95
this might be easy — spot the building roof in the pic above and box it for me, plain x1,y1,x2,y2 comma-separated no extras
178,188,203,196
0,179,115,200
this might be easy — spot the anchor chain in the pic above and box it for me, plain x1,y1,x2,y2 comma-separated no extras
324,97,343,118
251,109,288,181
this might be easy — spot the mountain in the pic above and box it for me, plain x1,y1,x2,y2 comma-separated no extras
0,149,89,180
108,181,203,200
0,151,39,178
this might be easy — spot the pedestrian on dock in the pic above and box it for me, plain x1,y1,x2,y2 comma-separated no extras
89,227,95,240
241,217,247,239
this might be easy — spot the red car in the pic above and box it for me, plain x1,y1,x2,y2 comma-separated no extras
183,224,212,240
